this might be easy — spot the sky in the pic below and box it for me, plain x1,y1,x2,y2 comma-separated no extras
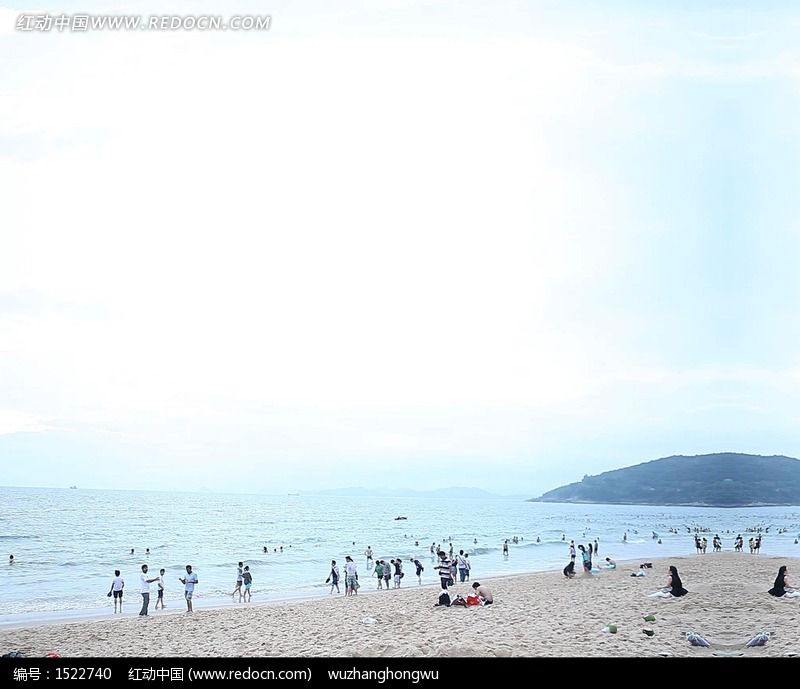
3,1,800,495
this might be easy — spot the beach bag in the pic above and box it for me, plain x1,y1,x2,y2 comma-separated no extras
438,592,451,607
466,595,480,607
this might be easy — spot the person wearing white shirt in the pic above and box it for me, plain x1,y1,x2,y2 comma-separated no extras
138,564,159,617
155,568,166,609
179,564,199,613
109,570,125,614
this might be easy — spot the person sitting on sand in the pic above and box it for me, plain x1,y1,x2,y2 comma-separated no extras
563,561,576,578
768,565,800,598
472,581,493,605
604,557,616,569
648,565,688,598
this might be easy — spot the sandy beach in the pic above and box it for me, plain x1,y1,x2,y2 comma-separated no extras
2,553,799,657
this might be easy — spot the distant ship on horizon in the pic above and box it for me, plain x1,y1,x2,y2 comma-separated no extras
69,485,77,490
287,492,300,496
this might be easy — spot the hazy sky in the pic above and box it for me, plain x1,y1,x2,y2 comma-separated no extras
3,1,800,495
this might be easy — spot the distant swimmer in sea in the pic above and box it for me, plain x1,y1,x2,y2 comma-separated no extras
502,540,509,556
473,538,478,544
649,565,688,598
8,555,13,565
263,546,268,553
768,565,800,598
536,536,541,543
130,549,135,555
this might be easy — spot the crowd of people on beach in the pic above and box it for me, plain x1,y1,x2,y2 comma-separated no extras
85,520,800,617
106,563,199,617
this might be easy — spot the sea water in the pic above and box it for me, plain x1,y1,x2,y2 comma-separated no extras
2,486,799,621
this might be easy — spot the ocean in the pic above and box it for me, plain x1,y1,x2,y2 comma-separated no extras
2,486,800,622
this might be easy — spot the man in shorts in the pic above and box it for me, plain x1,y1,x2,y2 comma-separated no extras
242,565,253,602
179,564,198,613
110,570,125,613
155,568,166,609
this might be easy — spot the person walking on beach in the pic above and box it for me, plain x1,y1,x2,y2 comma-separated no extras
326,560,340,594
649,565,688,598
109,570,124,613
139,564,159,617
230,562,244,601
155,568,166,609
179,564,198,613
242,565,253,602
374,560,384,589
344,555,359,596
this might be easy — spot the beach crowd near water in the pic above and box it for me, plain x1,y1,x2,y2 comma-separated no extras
5,521,792,613
6,506,800,658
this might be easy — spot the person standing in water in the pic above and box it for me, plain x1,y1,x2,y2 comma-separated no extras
326,560,340,594
155,568,166,609
109,570,125,613
139,564,159,617
230,562,244,601
365,546,373,567
242,566,253,602
413,558,424,584
344,556,359,596
179,565,198,613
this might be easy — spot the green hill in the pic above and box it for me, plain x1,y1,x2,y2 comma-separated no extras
531,453,800,507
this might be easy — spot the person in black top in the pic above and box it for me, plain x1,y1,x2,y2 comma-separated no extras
768,565,800,598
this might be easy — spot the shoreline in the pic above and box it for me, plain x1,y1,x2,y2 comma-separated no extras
3,553,800,657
